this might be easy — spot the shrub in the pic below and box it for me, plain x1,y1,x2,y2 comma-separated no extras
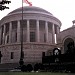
38,63,44,70
34,63,39,71
21,65,27,72
27,64,33,72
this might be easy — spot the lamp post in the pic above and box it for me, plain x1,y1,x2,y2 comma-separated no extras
19,0,24,67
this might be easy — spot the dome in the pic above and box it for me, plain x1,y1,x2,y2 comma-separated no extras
8,6,53,16
0,6,62,67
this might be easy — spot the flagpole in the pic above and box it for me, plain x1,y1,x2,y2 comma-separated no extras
19,0,24,67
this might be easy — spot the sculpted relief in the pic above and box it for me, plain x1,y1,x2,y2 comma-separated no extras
0,44,51,51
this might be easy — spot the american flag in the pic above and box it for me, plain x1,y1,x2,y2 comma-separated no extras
23,0,32,6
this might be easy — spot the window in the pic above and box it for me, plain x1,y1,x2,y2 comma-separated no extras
7,35,9,43
30,20,36,29
30,32,35,42
15,32,17,42
42,52,45,57
11,32,17,43
11,52,14,59
12,21,17,30
5,23,9,34
23,33,26,42
44,33,46,42
20,20,27,28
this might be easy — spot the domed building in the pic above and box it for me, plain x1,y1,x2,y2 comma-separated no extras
0,6,61,68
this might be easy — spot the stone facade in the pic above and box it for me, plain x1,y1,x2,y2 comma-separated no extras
0,6,61,64
0,43,55,64
57,26,75,53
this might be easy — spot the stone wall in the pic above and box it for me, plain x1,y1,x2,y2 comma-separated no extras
0,43,55,64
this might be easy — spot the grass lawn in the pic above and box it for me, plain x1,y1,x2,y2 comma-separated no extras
0,72,74,75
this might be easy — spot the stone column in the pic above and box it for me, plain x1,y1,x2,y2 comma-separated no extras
52,23,55,44
56,26,60,44
45,21,48,43
36,20,40,42
9,22,12,43
17,21,20,42
3,24,6,44
27,20,30,42
5,36,7,44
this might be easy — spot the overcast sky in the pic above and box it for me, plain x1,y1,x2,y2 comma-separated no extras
0,0,75,31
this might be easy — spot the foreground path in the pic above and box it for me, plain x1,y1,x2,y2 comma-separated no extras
0,72,74,75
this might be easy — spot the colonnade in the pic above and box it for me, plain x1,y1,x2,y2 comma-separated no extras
0,20,60,44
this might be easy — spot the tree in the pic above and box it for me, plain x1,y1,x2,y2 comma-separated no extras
0,0,11,11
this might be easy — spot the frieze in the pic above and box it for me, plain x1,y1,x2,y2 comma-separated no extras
0,44,51,51
12,45,20,50
2,46,10,51
23,44,49,49
16,44,50,50
32,45,50,49
23,45,32,49
0,45,21,51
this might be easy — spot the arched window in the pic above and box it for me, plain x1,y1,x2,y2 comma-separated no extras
64,38,74,53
